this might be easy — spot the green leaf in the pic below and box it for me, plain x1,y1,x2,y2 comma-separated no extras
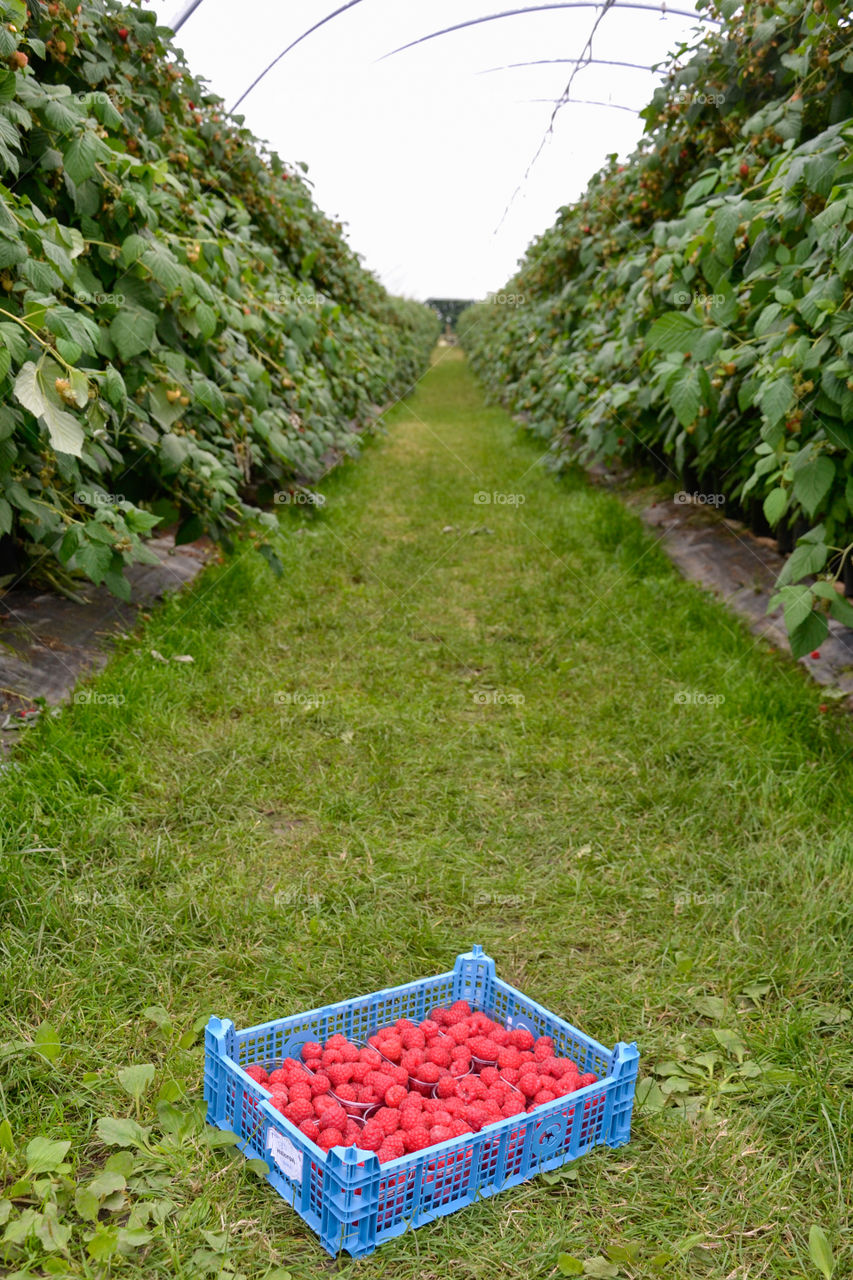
117,1063,155,1104
776,540,829,588
110,308,157,361
646,311,702,353
693,996,726,1020
25,1137,71,1174
0,1118,13,1153
13,362,84,457
143,1004,173,1030
793,457,836,519
86,1224,119,1260
763,487,788,526
74,1185,100,1223
809,1225,834,1280
759,376,794,427
789,609,828,660
33,1022,60,1063
557,1256,585,1276
634,1078,666,1111
582,1258,619,1278
95,1117,151,1149
828,594,853,628
668,370,702,429
712,1028,748,1062
102,365,127,414
63,132,101,185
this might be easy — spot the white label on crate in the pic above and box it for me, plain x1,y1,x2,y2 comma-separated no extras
267,1128,303,1183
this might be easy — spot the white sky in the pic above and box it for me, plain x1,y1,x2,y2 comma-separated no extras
148,1,712,300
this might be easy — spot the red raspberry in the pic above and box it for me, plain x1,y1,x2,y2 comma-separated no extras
508,1028,534,1050
431,1108,453,1126
471,1037,500,1061
310,1072,331,1097
395,1017,416,1032
359,1120,384,1151
465,1102,490,1131
446,1023,470,1045
322,1048,343,1067
413,1062,441,1084
492,1027,510,1046
379,1036,403,1062
578,1072,598,1087
428,1007,447,1026
500,1066,520,1085
288,1082,312,1104
436,1075,459,1098
268,1068,288,1085
444,1096,466,1117
451,1051,472,1076
404,1126,433,1152
479,1066,500,1086
269,1096,287,1115
335,1083,358,1102
450,1118,472,1136
327,1034,349,1047
389,1065,409,1086
361,1087,381,1104
518,1051,536,1066
534,1036,554,1060
502,1097,524,1116
343,1122,362,1146
374,1107,401,1135
450,1001,472,1017
317,1128,344,1150
400,1108,425,1132
351,1062,370,1083
377,1134,406,1162
366,1071,394,1095
285,1099,314,1125
318,1104,348,1131
426,1043,452,1067
339,1042,360,1063
359,1046,383,1066
420,1019,441,1039
497,1046,521,1070
384,1084,408,1108
302,1042,322,1061
554,1075,579,1095
303,1057,322,1073
313,1093,337,1114
401,1028,426,1050
298,1118,320,1142
533,1088,556,1106
518,1073,539,1099
459,1076,487,1101
401,1049,425,1072
245,1064,268,1084
430,1124,454,1144
327,1063,353,1087
400,1092,424,1112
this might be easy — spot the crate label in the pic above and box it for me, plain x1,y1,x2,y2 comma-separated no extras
267,1128,303,1182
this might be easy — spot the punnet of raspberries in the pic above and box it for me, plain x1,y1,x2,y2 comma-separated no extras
241,1002,599,1164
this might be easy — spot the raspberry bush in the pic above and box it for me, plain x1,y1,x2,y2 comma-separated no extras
0,0,438,597
460,0,853,658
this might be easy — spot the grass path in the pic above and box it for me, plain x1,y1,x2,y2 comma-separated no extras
1,349,851,1279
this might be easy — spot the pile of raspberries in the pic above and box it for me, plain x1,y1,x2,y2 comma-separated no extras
244,1000,597,1164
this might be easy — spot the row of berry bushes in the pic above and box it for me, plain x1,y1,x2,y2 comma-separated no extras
460,0,853,657
0,0,439,597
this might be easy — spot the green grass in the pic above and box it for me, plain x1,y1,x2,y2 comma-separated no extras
0,348,851,1279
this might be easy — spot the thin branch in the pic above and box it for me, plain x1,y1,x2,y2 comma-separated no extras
231,1,370,112
169,0,207,33
520,97,641,112
379,2,720,61
477,57,658,74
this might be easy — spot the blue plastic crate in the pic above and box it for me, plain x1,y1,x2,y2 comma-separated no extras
204,945,639,1257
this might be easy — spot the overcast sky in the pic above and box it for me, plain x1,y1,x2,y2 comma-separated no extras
147,0,713,301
